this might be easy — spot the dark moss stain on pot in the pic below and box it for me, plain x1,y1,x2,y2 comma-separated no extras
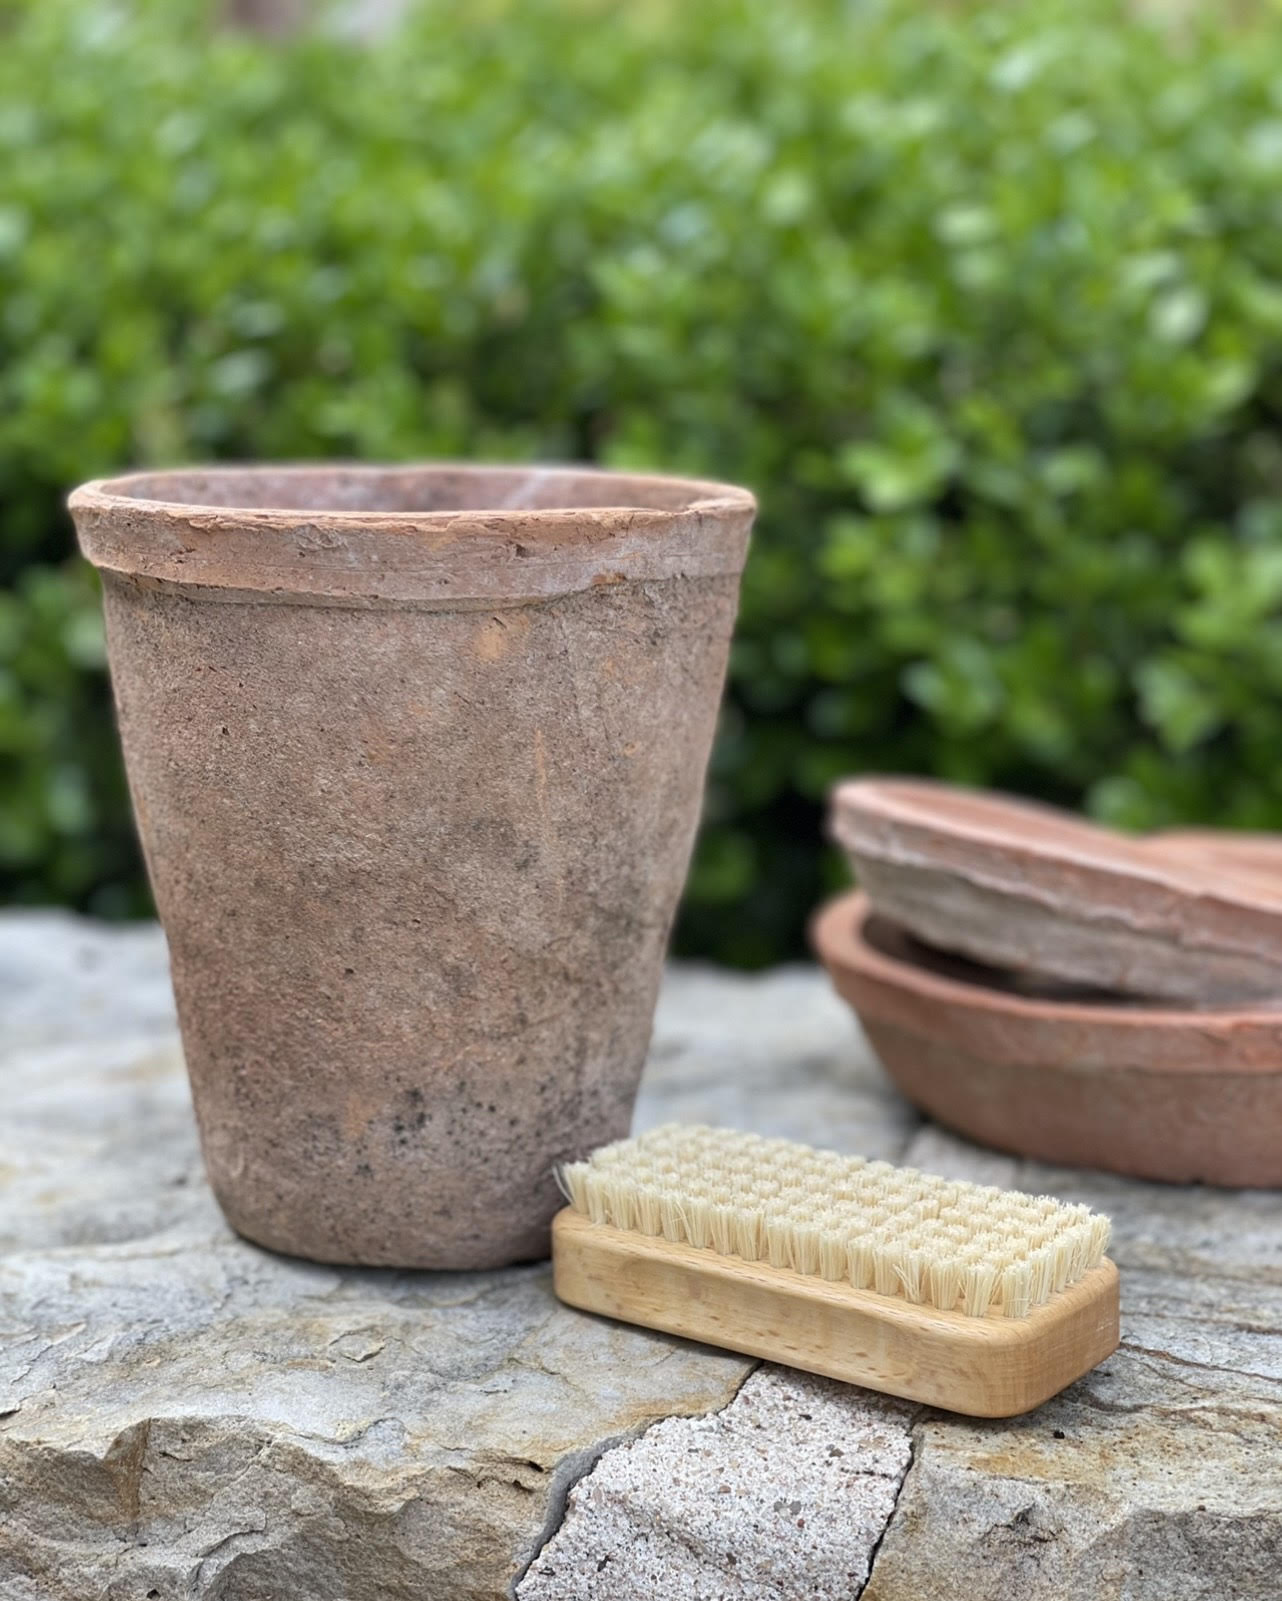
392,1087,432,1146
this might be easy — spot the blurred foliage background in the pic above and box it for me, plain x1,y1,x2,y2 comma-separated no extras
5,0,1282,962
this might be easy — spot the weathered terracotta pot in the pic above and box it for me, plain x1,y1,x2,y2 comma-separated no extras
70,464,755,1267
812,890,1282,1187
830,777,1282,1004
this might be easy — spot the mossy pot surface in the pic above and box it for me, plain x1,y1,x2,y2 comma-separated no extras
71,463,755,1267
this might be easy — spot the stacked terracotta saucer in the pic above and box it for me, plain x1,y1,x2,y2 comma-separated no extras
811,778,1282,1186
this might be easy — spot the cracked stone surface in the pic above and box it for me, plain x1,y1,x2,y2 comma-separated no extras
3,913,1282,1598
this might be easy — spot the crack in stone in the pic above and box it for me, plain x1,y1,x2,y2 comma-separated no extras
856,1408,920,1598
326,1417,400,1449
507,1360,760,1598
1119,1339,1282,1387
193,1518,269,1589
511,1368,923,1598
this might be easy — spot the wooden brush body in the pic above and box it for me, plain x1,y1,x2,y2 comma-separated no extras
554,1209,1119,1417
553,1125,1119,1417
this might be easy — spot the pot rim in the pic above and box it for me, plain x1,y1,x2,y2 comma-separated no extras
69,461,756,607
70,461,756,524
811,889,1282,1043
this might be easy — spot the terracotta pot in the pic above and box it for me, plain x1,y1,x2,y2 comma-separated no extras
829,777,1282,1004
811,890,1282,1187
70,464,755,1267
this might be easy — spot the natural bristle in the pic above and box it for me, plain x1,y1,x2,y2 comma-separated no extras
560,1124,1111,1320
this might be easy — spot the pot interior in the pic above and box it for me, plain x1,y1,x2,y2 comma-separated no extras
100,464,740,518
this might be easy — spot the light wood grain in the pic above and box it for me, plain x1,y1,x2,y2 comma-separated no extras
552,1207,1119,1417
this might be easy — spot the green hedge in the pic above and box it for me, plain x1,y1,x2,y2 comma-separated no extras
6,0,1282,960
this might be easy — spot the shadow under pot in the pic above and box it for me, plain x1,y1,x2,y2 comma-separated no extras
70,463,756,1268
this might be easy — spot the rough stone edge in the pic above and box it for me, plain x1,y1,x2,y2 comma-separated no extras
508,1361,762,1597
512,1368,926,1599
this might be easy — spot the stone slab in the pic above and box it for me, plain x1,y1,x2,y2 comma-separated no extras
3,913,1281,1598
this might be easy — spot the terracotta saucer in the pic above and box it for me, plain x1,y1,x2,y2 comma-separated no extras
811,890,1282,1187
829,778,1282,1005
1148,827,1282,881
